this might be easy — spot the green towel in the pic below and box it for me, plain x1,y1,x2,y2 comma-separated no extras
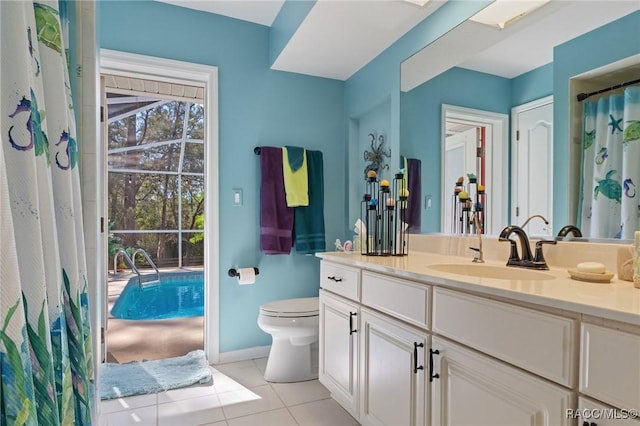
295,150,325,254
285,145,305,171
283,147,309,207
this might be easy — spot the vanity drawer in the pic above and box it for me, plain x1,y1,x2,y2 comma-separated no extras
580,323,640,412
433,287,576,387
320,261,360,302
361,271,430,330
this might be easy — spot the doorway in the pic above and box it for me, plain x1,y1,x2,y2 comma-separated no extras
100,50,220,363
441,105,509,235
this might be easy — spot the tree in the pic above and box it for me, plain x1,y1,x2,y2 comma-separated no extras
107,97,204,267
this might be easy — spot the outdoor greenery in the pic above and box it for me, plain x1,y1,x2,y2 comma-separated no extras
107,97,205,268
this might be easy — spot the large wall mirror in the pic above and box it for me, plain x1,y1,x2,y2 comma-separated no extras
399,1,640,240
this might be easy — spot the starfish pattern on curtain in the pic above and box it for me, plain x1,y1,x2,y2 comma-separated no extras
579,86,640,239
1,1,94,425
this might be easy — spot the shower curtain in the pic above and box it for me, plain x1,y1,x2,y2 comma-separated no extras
1,1,94,425
579,86,640,240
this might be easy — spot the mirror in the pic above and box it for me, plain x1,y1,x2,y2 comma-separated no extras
399,1,640,239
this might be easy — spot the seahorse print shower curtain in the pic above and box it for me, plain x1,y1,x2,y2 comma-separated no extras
1,1,94,425
579,86,640,239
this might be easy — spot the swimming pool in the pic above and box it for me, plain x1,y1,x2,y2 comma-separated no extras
111,271,204,320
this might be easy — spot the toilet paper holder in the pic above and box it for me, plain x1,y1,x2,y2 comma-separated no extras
228,267,260,278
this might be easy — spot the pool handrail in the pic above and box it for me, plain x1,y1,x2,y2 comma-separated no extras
114,249,142,287
132,248,161,286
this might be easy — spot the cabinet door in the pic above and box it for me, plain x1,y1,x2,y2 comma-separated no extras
432,337,574,426
580,323,640,412
577,397,640,426
319,290,359,419
360,308,428,426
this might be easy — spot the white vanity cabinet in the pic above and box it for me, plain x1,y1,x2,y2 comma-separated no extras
318,257,640,426
359,308,429,426
319,289,360,419
579,323,640,422
431,336,574,426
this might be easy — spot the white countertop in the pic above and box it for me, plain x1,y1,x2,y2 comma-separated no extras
317,251,640,326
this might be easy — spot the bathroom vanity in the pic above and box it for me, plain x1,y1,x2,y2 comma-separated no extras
316,244,640,426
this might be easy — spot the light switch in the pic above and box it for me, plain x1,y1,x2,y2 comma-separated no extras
232,188,242,206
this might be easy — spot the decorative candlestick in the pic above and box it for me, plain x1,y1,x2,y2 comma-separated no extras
359,170,409,256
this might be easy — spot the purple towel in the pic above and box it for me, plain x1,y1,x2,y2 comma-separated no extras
406,158,422,233
260,146,294,254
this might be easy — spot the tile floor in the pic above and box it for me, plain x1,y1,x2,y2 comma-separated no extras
99,357,360,426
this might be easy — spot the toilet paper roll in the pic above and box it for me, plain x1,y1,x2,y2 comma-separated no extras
237,267,256,285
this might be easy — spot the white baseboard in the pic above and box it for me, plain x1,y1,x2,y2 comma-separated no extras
215,345,271,365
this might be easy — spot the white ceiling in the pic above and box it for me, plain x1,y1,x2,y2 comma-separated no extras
155,0,285,26
270,0,447,80
158,0,639,86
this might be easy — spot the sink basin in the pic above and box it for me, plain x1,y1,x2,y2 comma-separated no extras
427,264,556,281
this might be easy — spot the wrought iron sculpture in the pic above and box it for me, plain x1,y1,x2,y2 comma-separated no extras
364,133,391,179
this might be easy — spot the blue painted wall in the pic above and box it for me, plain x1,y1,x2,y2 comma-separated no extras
511,63,553,107
99,1,346,352
400,67,512,232
552,10,640,227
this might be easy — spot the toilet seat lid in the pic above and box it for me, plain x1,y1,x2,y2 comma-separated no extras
260,297,319,317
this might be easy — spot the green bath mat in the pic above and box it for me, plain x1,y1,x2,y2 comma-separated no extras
99,350,212,400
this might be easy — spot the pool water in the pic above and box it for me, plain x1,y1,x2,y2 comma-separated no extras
111,271,204,320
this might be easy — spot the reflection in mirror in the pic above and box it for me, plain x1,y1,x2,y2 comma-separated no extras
441,105,508,236
399,1,639,242
511,96,553,238
578,84,640,240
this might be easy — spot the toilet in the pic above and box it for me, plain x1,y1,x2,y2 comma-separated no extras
257,297,319,383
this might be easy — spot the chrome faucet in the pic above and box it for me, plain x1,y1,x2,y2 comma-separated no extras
469,213,484,263
521,214,549,229
498,225,556,270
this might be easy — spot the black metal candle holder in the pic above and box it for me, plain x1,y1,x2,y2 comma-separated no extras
360,173,408,256
451,176,485,235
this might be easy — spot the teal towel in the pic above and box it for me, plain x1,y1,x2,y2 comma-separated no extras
285,145,305,172
295,150,326,254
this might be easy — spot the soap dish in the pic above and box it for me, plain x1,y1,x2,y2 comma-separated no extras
567,269,614,283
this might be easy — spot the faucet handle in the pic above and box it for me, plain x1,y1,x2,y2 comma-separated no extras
499,237,520,265
469,247,484,263
533,240,557,267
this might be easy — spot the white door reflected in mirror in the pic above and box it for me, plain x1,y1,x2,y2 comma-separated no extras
511,96,553,238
